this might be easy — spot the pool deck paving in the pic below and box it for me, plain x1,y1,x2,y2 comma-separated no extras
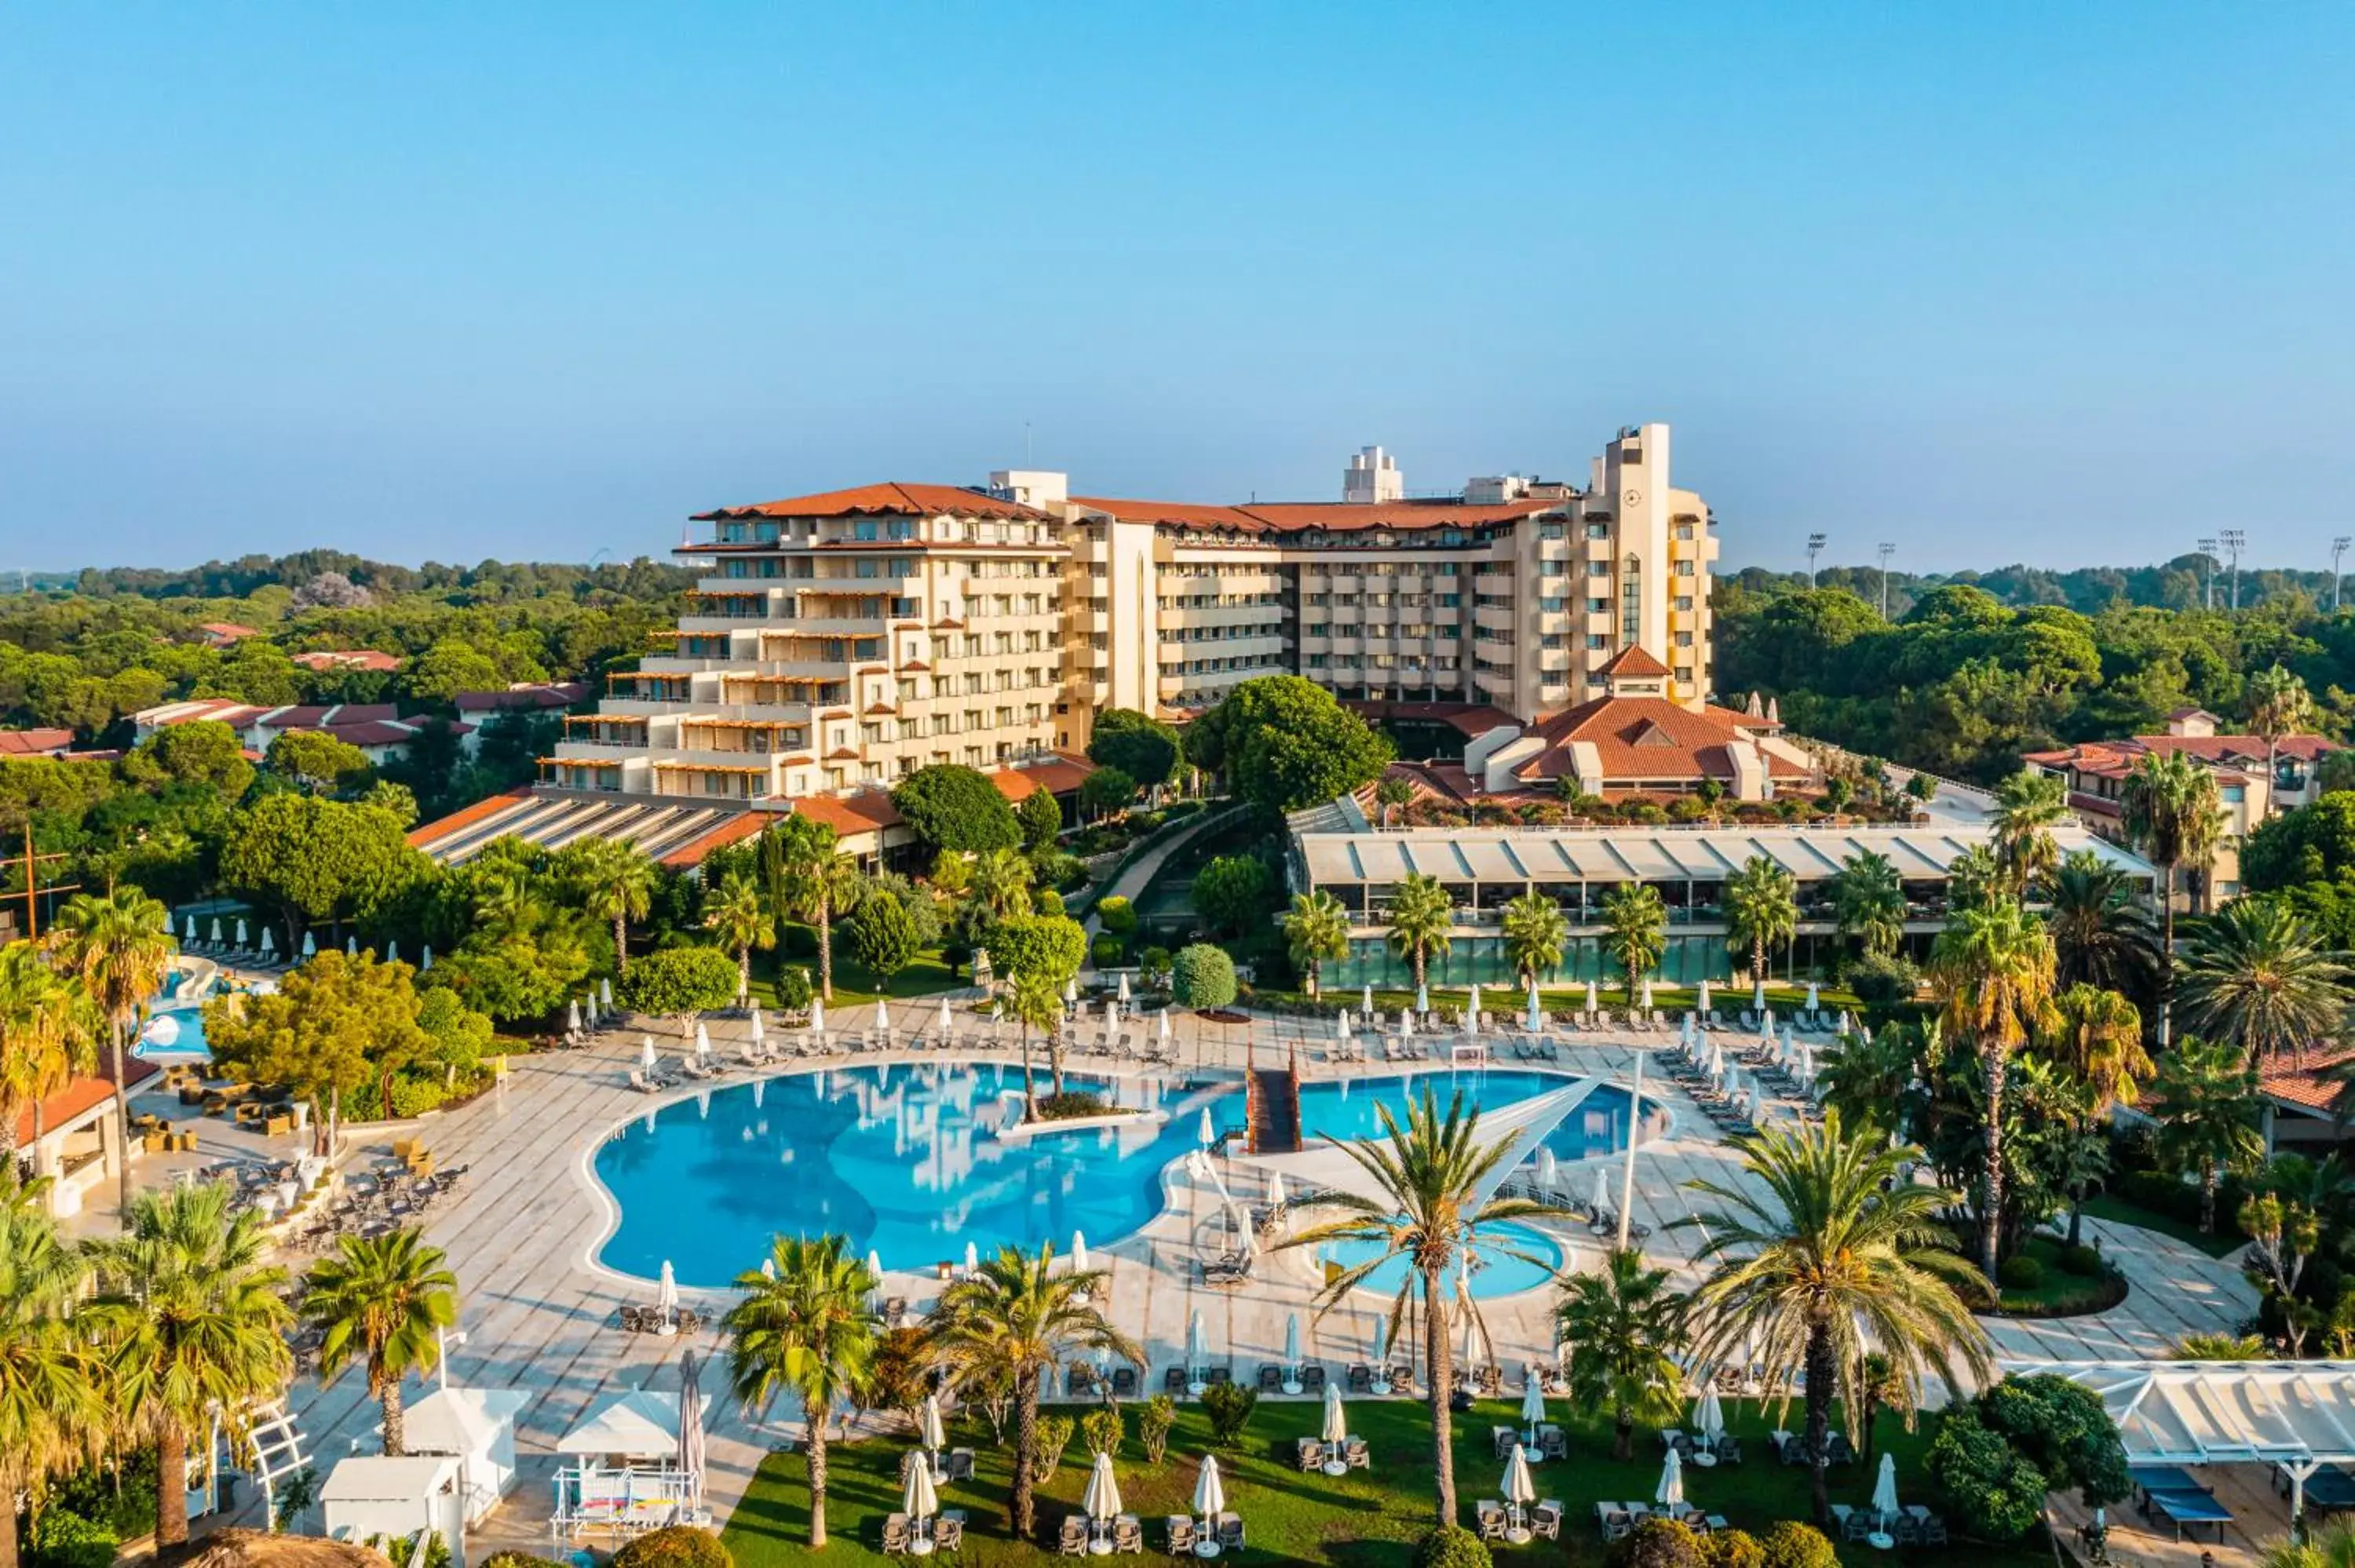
167,1000,2262,1562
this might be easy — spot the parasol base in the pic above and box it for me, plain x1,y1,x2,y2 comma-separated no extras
1691,1453,1718,1468
1088,1541,1114,1555
1505,1530,1532,1545
1371,1381,1392,1396
1321,1461,1349,1477
909,1542,935,1558
1866,1533,1894,1552
1282,1381,1302,1396
1193,1543,1221,1559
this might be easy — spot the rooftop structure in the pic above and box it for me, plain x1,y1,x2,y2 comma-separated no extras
133,699,474,764
290,649,403,673
0,727,76,757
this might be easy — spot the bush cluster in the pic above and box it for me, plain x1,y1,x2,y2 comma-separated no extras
613,1527,731,1568
1754,1522,1837,1568
1412,1526,1492,1568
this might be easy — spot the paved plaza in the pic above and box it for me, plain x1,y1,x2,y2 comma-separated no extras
166,998,2263,1561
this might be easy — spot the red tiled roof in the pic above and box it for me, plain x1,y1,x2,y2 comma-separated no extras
408,788,533,848
785,793,905,840
292,650,403,672
1342,701,1517,738
659,812,769,869
1599,644,1671,679
2029,732,2340,779
0,727,75,756
453,682,588,713
12,1073,123,1149
988,753,1096,801
1513,695,1807,784
695,483,1055,523
257,703,400,730
2261,1045,2355,1113
197,622,259,640
1074,494,1557,537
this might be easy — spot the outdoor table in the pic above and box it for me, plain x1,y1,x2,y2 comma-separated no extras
2148,1490,2232,1543
2280,1464,2355,1511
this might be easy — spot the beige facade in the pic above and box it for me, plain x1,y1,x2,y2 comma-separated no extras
545,425,1717,808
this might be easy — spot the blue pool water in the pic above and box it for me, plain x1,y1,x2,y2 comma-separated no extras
592,1061,1640,1288
1324,1221,1563,1301
136,1006,211,1061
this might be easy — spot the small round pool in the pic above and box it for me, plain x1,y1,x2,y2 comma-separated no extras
136,1007,211,1063
1323,1220,1564,1300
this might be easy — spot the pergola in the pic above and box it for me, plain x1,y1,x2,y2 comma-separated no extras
2032,1359,2355,1519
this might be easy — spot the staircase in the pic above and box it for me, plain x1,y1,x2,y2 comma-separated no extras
1248,1053,1302,1155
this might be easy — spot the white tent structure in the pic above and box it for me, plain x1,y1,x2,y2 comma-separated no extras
552,1389,703,1537
2035,1359,2355,1519
557,1390,679,1459
322,1454,467,1566
403,1387,531,1522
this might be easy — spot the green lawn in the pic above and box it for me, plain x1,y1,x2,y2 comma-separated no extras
722,1396,2046,1568
745,948,966,1008
2079,1193,2248,1259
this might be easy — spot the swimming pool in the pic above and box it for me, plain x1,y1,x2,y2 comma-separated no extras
135,1006,212,1062
590,1060,1643,1288
1322,1220,1565,1301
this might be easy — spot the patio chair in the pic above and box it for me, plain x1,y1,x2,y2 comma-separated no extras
1258,1365,1283,1392
1164,1517,1196,1556
1165,1367,1188,1394
1348,1363,1374,1393
1111,1366,1139,1398
1921,1516,1948,1546
1826,1431,1857,1465
1387,1362,1415,1392
1894,1513,1922,1545
947,1449,977,1482
620,1305,648,1332
1114,1515,1143,1553
1302,1364,1327,1393
1493,1426,1518,1460
1715,1436,1742,1466
1216,1514,1243,1551
1297,1438,1324,1472
1476,1503,1506,1543
882,1514,911,1555
935,1517,965,1555
1207,1367,1232,1386
1539,1426,1568,1461
1597,1504,1632,1543
1530,1501,1560,1541
1058,1515,1088,1555
1345,1437,1370,1471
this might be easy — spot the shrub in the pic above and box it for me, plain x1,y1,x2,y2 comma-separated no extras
1036,888,1065,918
844,892,918,983
1091,935,1125,968
1192,855,1272,936
1977,1373,2132,1509
1755,1521,1838,1568
1017,785,1064,851
1923,1406,2049,1542
1612,1516,1703,1568
893,764,1021,855
1036,1092,1111,1121
1139,945,1171,979
1137,1394,1176,1464
1029,1413,1077,1479
1997,1254,2044,1290
774,965,813,1012
2059,1242,2104,1277
480,1555,572,1568
615,944,740,1019
613,1527,731,1568
1097,895,1137,935
1412,1526,1492,1568
26,1510,120,1568
1171,944,1238,1009
1701,1530,1763,1568
1081,1405,1123,1458
1198,1381,1258,1448
1845,952,1920,1008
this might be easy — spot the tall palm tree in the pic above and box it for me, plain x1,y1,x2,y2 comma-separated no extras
969,847,1035,922
54,886,173,1216
1373,775,1415,828
701,870,773,1004
2246,663,2316,818
1679,1112,1992,1526
2178,897,2353,1067
0,942,96,1167
2151,1037,2265,1232
2046,850,2162,997
725,1234,881,1548
1723,854,1799,988
0,1205,104,1568
2036,983,2153,1116
1831,850,1906,959
568,837,656,975
1283,890,1352,1000
1281,1088,1565,1527
1929,894,2057,1277
1002,965,1064,1113
1554,1248,1685,1460
1600,883,1668,1005
2121,750,2225,1040
301,1227,458,1457
1385,873,1454,992
1990,769,2071,895
1815,1021,1925,1140
929,1242,1138,1538
765,815,866,1001
1499,891,1568,990
1944,844,2003,917
86,1183,292,1547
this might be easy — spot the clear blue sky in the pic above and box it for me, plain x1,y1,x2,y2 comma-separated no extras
4,3,2350,576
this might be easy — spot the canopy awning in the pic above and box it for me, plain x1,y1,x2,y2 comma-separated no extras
1241,1081,1602,1209
404,1387,530,1459
557,1390,681,1459
2024,1360,2355,1470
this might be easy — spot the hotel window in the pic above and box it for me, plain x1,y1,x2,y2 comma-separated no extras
1539,560,1565,578
1586,634,1608,651
1619,555,1641,648
1539,522,1565,540
1674,560,1694,577
1674,595,1694,612
1586,598,1608,614
1587,561,1609,578
1676,631,1694,647
1585,522,1609,540
1539,596,1566,612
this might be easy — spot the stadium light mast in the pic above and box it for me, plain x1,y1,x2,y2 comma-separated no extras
2334,536,2351,614
2221,528,2247,611
2196,537,2219,610
1876,542,1896,620
1806,532,1827,589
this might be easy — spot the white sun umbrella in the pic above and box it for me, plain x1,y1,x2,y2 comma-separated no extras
1400,1008,1415,1038
420,944,432,971
1502,1443,1537,1525
904,1448,941,1525
1371,1318,1391,1390
183,914,196,943
1693,1384,1725,1452
1837,1008,1855,1037
210,916,224,945
1520,1371,1547,1446
1467,982,1481,1023
1199,1107,1215,1148
1186,1310,1209,1391
1460,1300,1481,1379
1415,981,1429,1015
1696,977,1712,1013
1640,976,1655,1011
1526,979,1541,1032
1535,1147,1558,1194
937,997,952,1041
236,917,249,946
1655,1446,1685,1509
1083,1449,1123,1525
567,999,582,1034
1805,980,1820,1012
640,1037,659,1071
300,930,319,957
1336,1008,1350,1044
1192,1454,1226,1528
1798,1041,1816,1084
916,1392,947,1470
657,1260,680,1328
601,976,613,1008
1584,979,1599,1016
1871,1451,1900,1521
1761,1005,1776,1037
1591,1166,1612,1216
1072,1231,1090,1272
811,998,826,1033
874,999,890,1037
695,1022,712,1063
1064,977,1079,1005
258,926,275,956
1266,1169,1286,1209
1159,1008,1172,1045
963,1240,979,1275
749,1008,765,1049
1117,972,1131,1004
1361,983,1374,1015
1283,1315,1302,1392
1321,1381,1348,1453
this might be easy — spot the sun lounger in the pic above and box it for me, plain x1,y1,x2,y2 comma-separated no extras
1164,1517,1196,1555
1297,1437,1323,1471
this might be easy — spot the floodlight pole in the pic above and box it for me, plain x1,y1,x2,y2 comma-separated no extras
2333,537,2350,613
1805,533,1827,589
2221,529,2247,611
1876,543,1896,620
2197,538,2218,610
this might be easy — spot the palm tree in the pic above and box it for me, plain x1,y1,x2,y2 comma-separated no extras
2178,897,2353,1067
1002,965,1064,1114
2260,1512,2355,1567
1600,883,1668,1005
2051,1116,2113,1248
969,847,1035,922
2121,750,2225,1040
1831,851,1906,959
725,1234,881,1548
930,1242,1139,1538
1385,873,1453,992
2247,663,2316,818
1679,1111,1992,1526
701,870,772,1003
1283,890,1352,1000
568,837,656,975
54,886,173,1216
0,1205,104,1568
2046,850,2162,997
1281,1088,1565,1527
0,942,96,1168
2151,1037,2266,1232
1990,769,2071,895
764,815,865,1001
1554,1248,1685,1460
1944,844,2003,917
1499,892,1568,990
86,1183,292,1547
2036,983,2153,1116
1928,894,2057,1278
301,1227,458,1457
1815,1021,1923,1140
1373,775,1415,828
1723,855,1799,988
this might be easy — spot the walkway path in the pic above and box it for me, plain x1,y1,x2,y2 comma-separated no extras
1079,805,1243,951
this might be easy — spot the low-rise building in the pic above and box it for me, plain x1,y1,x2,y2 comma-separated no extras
2024,709,2340,904
291,649,403,673
132,699,474,766
0,727,77,757
195,621,259,647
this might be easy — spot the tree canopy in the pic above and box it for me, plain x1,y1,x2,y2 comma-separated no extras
1184,676,1394,812
1086,709,1181,788
219,793,424,947
891,764,1021,855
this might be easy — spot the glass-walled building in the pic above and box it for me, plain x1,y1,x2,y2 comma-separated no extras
1291,823,2158,990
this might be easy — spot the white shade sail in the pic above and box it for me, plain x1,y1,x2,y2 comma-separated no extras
2027,1359,2355,1469
557,1391,679,1458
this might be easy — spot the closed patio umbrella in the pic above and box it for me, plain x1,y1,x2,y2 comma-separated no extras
903,1448,940,1526
210,917,224,945
568,999,582,1034
1526,980,1541,1032
749,1008,765,1048
964,1241,979,1274
1199,1107,1214,1148
1467,983,1481,1027
1267,1169,1285,1208
1591,1167,1612,1216
183,914,197,943
1693,1384,1725,1452
1585,979,1599,1016
601,977,612,1008
938,997,952,1039
420,944,431,971
1371,1317,1390,1391
1535,1148,1558,1194
1400,1008,1414,1037
1460,1302,1481,1375
1337,1009,1351,1044
1283,1315,1302,1392
1321,1381,1348,1446
1520,1371,1546,1446
1502,1443,1536,1528
1871,1452,1900,1522
1186,1311,1208,1393
1415,981,1429,1015
1064,977,1079,1005
678,1349,707,1508
1639,977,1655,1011
919,1393,947,1469
1656,1447,1685,1510
641,1037,658,1072
874,999,890,1036
695,1022,712,1061
259,926,275,956
1361,983,1374,1015
1805,980,1820,1012
1192,1454,1225,1530
1117,972,1131,1004
1072,1231,1090,1273
1083,1449,1123,1525
1696,977,1712,1012
657,1260,679,1331
812,998,826,1033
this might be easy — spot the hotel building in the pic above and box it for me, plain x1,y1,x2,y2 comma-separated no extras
538,423,1717,815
